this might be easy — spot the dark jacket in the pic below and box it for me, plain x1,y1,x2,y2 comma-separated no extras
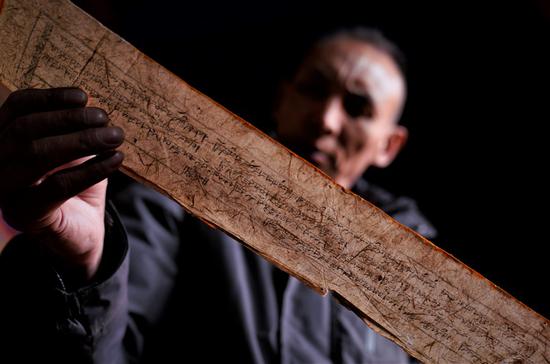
0,175,435,363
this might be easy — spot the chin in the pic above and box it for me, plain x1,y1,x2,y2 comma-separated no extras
315,162,337,179
334,177,352,189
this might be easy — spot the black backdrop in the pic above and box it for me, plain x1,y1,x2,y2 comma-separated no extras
78,0,550,318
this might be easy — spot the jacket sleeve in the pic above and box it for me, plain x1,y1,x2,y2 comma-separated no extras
0,202,129,364
1,179,187,364
110,181,186,362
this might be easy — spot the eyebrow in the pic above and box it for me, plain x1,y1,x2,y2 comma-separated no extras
305,62,340,85
300,61,376,105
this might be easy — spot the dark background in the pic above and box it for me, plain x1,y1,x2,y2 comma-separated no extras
78,0,549,318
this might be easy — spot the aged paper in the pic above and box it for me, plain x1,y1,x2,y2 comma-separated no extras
0,1,548,362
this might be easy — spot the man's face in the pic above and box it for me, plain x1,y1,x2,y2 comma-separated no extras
276,38,407,188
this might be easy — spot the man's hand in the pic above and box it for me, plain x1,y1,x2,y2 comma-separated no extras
0,88,124,281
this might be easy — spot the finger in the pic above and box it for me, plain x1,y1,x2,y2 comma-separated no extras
34,150,124,214
4,151,124,231
0,88,87,130
15,127,124,186
8,107,109,141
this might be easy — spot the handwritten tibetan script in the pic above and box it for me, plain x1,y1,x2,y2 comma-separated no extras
0,1,548,362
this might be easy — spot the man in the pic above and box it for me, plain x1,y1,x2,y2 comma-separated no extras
275,29,434,237
0,28,434,363
277,29,407,190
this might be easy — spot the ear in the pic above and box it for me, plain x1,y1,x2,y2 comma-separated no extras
373,125,408,168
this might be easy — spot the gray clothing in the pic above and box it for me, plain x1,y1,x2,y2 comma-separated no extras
0,175,435,363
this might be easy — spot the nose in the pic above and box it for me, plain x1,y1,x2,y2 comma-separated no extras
318,96,346,136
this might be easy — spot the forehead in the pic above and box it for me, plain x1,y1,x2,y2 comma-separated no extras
297,38,404,101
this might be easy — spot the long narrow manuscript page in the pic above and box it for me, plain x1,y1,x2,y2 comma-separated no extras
0,1,548,362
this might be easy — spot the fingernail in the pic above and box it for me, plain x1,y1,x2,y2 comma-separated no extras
61,87,88,105
110,151,124,165
97,150,124,164
86,107,109,125
99,127,124,147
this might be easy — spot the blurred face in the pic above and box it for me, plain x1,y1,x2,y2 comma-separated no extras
276,37,407,188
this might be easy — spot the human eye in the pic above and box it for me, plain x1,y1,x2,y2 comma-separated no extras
295,73,331,101
343,92,374,118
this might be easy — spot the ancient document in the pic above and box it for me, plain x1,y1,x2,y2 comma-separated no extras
0,1,548,362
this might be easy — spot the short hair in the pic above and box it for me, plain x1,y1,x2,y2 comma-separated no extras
284,27,407,83
315,27,407,79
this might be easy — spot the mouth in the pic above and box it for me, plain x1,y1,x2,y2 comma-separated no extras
309,150,331,167
285,140,337,173
300,146,337,176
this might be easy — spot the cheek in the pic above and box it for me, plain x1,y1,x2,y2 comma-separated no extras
342,122,370,153
278,97,315,135
278,112,303,139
